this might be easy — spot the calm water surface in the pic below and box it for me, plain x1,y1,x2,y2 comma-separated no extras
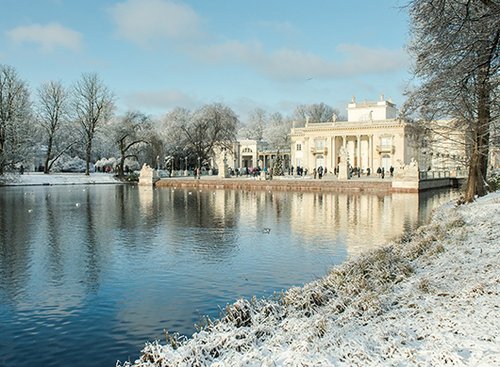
0,184,457,367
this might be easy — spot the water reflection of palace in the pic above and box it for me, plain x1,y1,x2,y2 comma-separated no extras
204,188,436,257
140,189,454,255
289,191,424,256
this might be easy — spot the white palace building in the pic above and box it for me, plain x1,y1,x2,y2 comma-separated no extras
290,96,423,174
214,95,478,179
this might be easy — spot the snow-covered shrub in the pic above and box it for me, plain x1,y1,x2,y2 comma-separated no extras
123,158,140,171
95,157,117,172
486,168,500,192
52,155,86,172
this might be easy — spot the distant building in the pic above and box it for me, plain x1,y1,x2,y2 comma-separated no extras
214,139,290,174
290,96,418,173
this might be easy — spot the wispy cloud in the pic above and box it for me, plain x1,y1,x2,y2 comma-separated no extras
108,1,408,82
123,89,202,112
109,0,202,47
6,23,83,52
199,41,409,81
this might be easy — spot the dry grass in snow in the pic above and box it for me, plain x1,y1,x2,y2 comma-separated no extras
117,192,500,367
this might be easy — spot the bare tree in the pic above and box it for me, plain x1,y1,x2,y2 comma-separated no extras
404,0,499,201
294,102,341,123
112,111,151,178
73,73,114,175
239,108,266,140
36,80,77,173
264,112,293,150
164,103,238,168
0,64,32,174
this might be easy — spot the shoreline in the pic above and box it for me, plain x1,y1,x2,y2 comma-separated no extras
118,191,499,366
1,173,457,194
0,172,122,186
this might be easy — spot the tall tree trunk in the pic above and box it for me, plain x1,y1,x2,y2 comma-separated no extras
44,135,53,174
0,129,5,175
465,144,485,202
464,62,491,201
85,140,92,176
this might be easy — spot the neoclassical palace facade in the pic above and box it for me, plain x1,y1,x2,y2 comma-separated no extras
290,97,419,173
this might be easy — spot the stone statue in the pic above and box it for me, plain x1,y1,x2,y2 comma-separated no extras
394,158,419,180
138,163,159,186
339,146,348,162
338,147,349,180
332,113,337,122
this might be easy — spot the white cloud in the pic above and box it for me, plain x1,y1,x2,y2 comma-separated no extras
198,40,409,82
6,23,82,52
109,0,201,46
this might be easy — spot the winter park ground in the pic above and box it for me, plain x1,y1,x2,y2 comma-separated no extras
1,173,499,366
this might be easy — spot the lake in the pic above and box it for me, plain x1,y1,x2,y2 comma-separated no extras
0,184,457,367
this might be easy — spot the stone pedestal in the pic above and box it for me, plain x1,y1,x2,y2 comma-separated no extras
337,147,349,180
338,161,348,180
218,164,229,178
138,164,159,186
392,159,420,191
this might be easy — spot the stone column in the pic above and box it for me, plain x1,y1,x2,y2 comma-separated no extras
357,134,361,168
369,135,373,171
327,136,332,171
332,135,336,171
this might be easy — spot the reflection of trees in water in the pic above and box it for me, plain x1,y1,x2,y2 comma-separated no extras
0,188,35,300
167,189,240,260
83,188,101,293
45,193,64,286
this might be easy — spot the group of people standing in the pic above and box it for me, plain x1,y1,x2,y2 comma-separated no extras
287,164,395,179
376,166,394,179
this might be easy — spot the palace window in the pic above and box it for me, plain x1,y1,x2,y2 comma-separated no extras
296,144,302,151
242,148,253,153
315,140,325,149
380,136,392,146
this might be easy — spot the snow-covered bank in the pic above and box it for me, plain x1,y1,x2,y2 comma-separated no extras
0,172,120,186
117,191,499,367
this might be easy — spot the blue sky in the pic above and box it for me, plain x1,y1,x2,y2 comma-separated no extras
0,0,410,121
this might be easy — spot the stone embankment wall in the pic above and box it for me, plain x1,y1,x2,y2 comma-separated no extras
155,178,394,193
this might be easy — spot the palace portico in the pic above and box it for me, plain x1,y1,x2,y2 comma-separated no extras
290,96,418,174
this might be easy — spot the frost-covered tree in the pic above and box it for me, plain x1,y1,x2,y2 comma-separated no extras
111,111,151,177
239,108,266,140
264,112,292,151
404,0,500,202
73,73,114,175
36,80,77,173
0,64,32,174
164,103,238,168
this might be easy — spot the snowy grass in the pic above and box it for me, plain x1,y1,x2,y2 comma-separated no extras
117,192,500,367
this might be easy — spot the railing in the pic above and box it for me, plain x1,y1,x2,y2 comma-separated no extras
310,147,328,155
419,169,468,180
376,144,395,153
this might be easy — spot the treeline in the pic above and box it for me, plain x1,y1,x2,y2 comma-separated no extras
0,63,341,177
